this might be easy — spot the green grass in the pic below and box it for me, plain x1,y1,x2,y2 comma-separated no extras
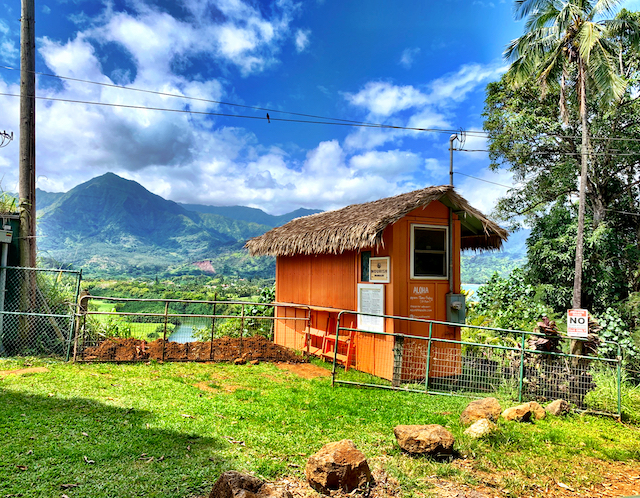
1,358,639,498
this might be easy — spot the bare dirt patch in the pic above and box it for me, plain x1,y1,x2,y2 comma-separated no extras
0,367,49,378
450,457,640,498
276,362,332,379
82,336,308,363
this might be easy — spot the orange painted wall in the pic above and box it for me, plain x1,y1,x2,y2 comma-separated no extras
273,199,462,380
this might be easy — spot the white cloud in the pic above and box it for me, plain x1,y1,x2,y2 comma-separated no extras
345,82,429,117
294,29,310,52
42,5,51,14
428,62,506,104
456,168,514,215
0,20,18,63
399,47,420,69
350,150,421,176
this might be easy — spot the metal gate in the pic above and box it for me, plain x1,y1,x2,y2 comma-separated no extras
331,311,623,418
0,267,82,359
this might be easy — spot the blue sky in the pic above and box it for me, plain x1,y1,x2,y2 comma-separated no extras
1,0,639,215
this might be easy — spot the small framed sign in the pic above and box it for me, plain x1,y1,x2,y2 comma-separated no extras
369,256,390,283
357,283,385,333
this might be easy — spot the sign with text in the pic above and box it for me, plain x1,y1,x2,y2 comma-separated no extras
369,257,390,283
357,283,385,333
567,309,589,338
409,283,435,319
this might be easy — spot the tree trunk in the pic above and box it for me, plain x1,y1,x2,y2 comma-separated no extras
571,61,589,357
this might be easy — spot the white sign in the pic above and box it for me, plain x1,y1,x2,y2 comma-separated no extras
567,309,589,338
357,283,385,333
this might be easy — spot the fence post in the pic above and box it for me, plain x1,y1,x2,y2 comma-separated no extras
210,293,217,360
518,330,526,403
240,303,245,356
66,270,83,361
617,342,623,420
162,301,169,362
425,322,433,392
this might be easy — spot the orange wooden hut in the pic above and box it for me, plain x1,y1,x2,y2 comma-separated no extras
245,185,507,383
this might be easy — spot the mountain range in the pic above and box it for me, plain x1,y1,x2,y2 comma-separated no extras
31,172,526,280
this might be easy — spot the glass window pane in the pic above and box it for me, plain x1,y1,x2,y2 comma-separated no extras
414,253,446,277
414,228,445,251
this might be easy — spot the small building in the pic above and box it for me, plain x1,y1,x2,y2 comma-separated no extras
246,185,507,382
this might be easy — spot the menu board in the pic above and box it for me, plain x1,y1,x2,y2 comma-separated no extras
409,283,434,319
357,283,385,333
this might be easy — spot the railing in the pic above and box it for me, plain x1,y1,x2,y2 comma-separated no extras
331,310,623,418
74,295,310,363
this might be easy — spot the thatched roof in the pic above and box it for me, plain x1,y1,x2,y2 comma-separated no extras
245,185,508,257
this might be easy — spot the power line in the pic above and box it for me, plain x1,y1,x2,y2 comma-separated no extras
0,92,487,135
453,171,514,189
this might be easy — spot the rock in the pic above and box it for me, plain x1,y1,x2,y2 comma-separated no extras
546,399,570,416
463,419,496,439
501,403,532,422
305,439,373,494
460,397,502,425
526,401,546,420
393,424,455,455
209,471,292,498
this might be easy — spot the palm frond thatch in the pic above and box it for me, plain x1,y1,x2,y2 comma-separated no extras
245,185,508,257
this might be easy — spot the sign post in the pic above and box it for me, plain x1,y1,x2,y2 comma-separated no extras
567,309,589,338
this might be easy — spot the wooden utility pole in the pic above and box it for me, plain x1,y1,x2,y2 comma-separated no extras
19,0,36,268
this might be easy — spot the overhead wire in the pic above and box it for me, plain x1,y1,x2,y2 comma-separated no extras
4,64,640,144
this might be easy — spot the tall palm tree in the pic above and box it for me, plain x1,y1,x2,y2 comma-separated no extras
504,1,640,315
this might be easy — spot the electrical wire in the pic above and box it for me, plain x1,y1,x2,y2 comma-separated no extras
0,64,488,134
453,171,514,189
0,92,488,134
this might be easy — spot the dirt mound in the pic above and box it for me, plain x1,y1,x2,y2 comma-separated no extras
82,336,308,363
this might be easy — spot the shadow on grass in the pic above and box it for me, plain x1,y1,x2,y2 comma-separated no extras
0,387,233,498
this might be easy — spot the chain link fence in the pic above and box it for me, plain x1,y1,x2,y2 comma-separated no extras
75,296,310,363
331,312,623,417
0,267,82,359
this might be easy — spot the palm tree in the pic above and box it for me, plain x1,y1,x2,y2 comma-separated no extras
504,1,640,318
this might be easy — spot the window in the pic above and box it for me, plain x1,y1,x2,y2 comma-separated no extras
361,251,371,282
411,225,447,279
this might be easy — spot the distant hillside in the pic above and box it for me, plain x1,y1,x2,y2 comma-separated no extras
36,173,277,278
180,203,321,227
461,228,529,284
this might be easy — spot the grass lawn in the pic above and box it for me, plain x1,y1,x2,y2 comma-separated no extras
1,358,639,498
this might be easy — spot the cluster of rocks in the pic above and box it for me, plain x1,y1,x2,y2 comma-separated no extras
208,397,572,497
460,397,569,439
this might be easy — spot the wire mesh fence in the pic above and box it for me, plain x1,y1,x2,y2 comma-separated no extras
0,267,82,359
75,296,310,363
330,312,622,417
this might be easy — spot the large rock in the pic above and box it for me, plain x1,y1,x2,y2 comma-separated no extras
460,397,502,425
526,401,546,420
502,403,532,422
209,471,292,498
546,399,570,416
463,419,496,439
305,439,373,494
394,424,455,455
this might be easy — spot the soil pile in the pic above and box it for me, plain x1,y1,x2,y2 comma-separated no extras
82,336,308,363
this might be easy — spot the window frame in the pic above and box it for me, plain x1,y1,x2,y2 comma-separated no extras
410,224,449,280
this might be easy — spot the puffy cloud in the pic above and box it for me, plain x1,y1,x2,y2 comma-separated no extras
456,168,514,215
427,62,506,104
0,20,18,63
345,82,429,117
350,150,421,176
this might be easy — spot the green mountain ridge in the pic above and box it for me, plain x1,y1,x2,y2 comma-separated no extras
29,172,526,281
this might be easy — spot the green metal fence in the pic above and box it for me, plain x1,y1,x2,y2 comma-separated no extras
74,295,309,363
0,267,82,359
331,311,623,418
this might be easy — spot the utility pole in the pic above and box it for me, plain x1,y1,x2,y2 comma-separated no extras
19,0,36,269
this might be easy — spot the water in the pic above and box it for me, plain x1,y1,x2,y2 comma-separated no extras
461,283,483,294
167,324,196,343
